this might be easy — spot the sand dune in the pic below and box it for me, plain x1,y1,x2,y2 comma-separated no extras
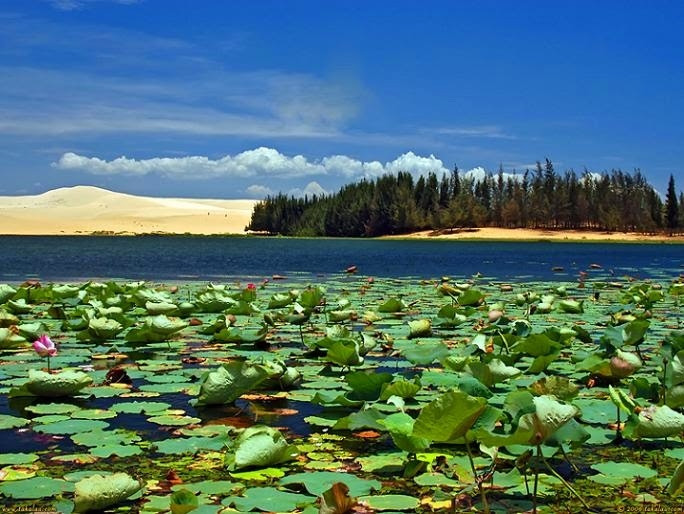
0,186,257,235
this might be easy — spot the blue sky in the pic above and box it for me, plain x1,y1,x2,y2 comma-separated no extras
1,0,682,198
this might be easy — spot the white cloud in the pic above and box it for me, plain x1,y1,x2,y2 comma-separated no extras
292,181,327,198
0,66,357,138
423,125,517,140
245,185,274,198
385,151,446,178
53,148,452,180
46,0,141,11
462,166,524,184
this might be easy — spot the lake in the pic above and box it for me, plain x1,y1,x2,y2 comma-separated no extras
0,235,682,282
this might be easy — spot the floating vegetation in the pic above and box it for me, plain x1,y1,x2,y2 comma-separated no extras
0,270,684,512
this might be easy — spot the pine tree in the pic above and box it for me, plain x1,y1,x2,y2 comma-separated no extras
665,174,679,234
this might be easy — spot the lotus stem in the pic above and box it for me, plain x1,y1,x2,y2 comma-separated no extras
662,359,668,405
298,325,304,346
47,355,51,372
615,406,623,444
523,469,530,496
558,444,578,473
540,451,593,512
464,441,490,514
533,444,540,514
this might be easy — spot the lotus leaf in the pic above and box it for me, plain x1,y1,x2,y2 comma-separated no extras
530,376,579,400
346,371,393,401
268,292,294,309
0,476,74,499
624,404,684,439
214,325,268,344
378,298,406,313
407,319,432,339
358,494,419,511
465,358,522,387
379,378,421,400
225,425,298,470
298,286,325,310
145,301,178,315
86,317,123,339
328,310,357,322
7,299,32,314
667,459,684,497
412,391,487,442
666,350,684,388
520,395,578,444
280,471,381,497
557,299,583,314
170,488,199,514
23,369,93,397
126,315,187,342
0,309,19,327
601,319,650,350
0,283,17,304
73,472,142,512
224,486,314,512
400,340,449,366
457,288,485,306
0,327,27,349
380,412,431,453
195,361,270,406
0,413,30,430
325,340,363,367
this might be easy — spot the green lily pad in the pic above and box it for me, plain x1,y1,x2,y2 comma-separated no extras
0,453,39,465
73,472,142,513
147,414,201,426
20,369,93,398
35,419,110,435
225,426,298,471
0,476,74,499
358,494,419,511
0,414,30,430
279,471,381,496
224,487,314,512
25,403,81,415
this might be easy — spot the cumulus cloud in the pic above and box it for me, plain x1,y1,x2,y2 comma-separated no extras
53,147,451,180
288,181,328,198
245,185,274,198
246,181,327,199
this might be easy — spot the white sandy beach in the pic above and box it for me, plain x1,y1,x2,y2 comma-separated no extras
0,186,257,235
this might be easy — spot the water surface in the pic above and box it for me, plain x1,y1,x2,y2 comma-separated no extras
1,235,681,282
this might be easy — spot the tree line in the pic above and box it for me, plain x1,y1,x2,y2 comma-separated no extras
247,159,683,237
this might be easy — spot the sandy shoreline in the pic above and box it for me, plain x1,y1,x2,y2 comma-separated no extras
1,186,682,242
381,228,684,243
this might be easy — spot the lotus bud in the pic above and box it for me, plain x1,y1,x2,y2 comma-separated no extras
488,310,503,323
609,350,642,378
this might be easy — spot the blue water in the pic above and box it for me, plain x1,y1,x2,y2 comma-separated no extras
0,236,681,282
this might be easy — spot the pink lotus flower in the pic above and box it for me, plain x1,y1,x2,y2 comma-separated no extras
33,335,57,357
246,283,257,290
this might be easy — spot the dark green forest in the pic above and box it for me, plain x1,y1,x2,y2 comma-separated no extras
247,160,683,237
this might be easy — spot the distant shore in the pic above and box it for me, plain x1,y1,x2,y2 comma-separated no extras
380,227,684,243
1,186,682,242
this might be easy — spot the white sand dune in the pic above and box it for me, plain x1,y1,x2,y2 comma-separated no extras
0,186,257,235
